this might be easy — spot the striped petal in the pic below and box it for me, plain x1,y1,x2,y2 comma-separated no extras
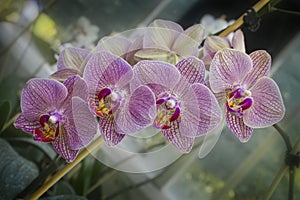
116,86,156,134
163,121,195,153
69,97,98,149
50,68,81,81
21,78,68,121
99,115,125,146
232,29,245,52
131,60,181,95
83,51,133,93
52,126,79,163
242,50,271,89
226,111,253,142
176,56,205,84
243,77,285,128
209,48,253,93
14,114,40,134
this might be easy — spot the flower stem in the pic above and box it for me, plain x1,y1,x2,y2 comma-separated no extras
219,0,270,37
273,124,292,151
263,136,300,200
28,137,103,200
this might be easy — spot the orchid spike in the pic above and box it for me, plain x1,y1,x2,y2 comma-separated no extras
131,57,222,153
14,76,97,162
83,51,156,146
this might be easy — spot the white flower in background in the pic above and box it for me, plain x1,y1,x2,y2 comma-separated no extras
74,16,100,49
200,14,234,36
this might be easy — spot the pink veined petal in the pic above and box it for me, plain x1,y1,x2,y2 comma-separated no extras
99,115,125,146
177,85,201,137
52,126,79,163
176,56,205,84
50,68,81,82
57,47,91,72
67,97,98,150
162,121,195,153
96,35,132,57
115,85,156,134
209,48,253,93
243,77,285,128
143,26,180,51
131,60,181,94
226,111,253,142
150,19,183,32
242,50,271,89
190,83,222,136
83,51,133,93
21,78,68,121
126,35,143,65
14,114,40,134
232,29,245,52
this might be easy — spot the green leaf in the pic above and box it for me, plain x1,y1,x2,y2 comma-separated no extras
0,138,39,200
0,101,11,133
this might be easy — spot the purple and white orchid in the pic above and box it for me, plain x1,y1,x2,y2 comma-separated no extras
131,57,222,152
83,51,156,146
14,75,97,162
209,48,285,142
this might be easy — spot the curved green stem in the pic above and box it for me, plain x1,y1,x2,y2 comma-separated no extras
273,124,292,151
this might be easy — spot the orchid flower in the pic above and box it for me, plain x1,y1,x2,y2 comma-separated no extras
83,51,156,146
14,76,97,162
200,29,245,68
135,19,205,64
51,47,92,81
209,48,285,143
131,57,222,152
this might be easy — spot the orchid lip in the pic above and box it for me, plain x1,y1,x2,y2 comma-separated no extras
35,113,62,142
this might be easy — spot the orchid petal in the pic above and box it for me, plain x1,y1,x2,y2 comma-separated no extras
96,35,131,57
99,115,125,146
243,77,285,128
52,126,79,162
242,50,271,88
210,48,253,93
172,25,204,57
203,36,230,60
183,24,205,43
21,78,68,121
226,111,253,142
131,60,181,94
68,97,97,149
116,85,156,134
150,19,183,32
176,56,205,84
83,51,133,92
14,114,40,134
163,121,194,153
50,68,81,81
191,83,222,135
143,26,179,51
232,29,245,52
57,47,91,72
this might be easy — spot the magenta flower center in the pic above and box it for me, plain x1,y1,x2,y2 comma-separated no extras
154,94,181,129
226,87,253,117
34,113,62,142
94,87,122,117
